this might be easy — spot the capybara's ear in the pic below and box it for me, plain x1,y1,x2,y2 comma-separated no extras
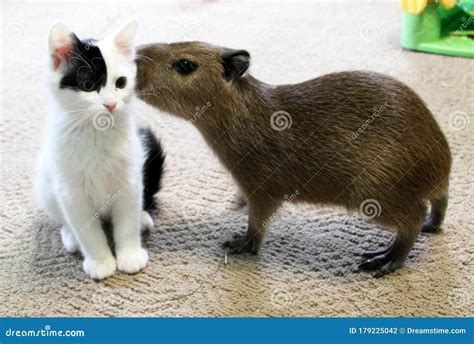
220,48,250,82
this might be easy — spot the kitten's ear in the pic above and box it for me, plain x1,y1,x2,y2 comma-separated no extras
113,20,137,55
220,49,250,82
48,23,76,70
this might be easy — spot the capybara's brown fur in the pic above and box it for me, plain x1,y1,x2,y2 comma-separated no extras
136,42,451,276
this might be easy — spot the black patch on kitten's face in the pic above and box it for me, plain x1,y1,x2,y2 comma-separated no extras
59,36,107,92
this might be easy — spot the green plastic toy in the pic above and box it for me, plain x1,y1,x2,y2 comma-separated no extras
401,0,474,58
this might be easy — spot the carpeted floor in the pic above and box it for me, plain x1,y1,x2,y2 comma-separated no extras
1,0,473,317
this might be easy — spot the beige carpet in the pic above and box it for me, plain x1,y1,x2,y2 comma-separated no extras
1,0,473,317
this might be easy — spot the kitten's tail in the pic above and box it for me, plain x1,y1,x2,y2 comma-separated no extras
139,127,165,213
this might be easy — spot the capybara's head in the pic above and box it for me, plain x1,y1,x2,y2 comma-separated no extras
136,42,250,118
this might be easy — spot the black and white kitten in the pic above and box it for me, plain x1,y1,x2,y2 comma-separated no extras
36,21,164,280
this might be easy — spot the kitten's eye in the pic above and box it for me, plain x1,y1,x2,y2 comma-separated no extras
115,76,127,89
171,59,198,75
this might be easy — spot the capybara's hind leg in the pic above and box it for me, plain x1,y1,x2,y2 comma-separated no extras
359,232,417,277
422,190,448,233
223,197,281,254
359,202,425,277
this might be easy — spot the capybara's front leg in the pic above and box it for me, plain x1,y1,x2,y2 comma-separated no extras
224,196,281,254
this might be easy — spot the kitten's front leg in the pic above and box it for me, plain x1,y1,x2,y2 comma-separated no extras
112,190,148,274
60,225,79,253
61,199,116,280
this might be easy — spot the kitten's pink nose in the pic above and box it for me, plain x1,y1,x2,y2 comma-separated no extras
103,102,117,112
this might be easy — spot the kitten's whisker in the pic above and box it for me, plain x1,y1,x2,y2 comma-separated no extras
59,112,91,128
62,107,90,115
135,54,159,67
134,91,156,97
69,50,93,69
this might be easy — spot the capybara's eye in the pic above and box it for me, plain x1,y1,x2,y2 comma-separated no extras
171,59,198,75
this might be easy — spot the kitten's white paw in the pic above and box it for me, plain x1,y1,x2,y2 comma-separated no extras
60,226,79,253
141,211,154,232
83,256,116,280
116,248,148,274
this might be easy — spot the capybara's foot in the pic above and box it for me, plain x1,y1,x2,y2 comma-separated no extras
361,247,391,259
421,220,440,233
358,252,404,278
223,234,259,254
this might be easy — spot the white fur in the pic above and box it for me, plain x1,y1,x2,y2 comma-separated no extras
36,21,151,280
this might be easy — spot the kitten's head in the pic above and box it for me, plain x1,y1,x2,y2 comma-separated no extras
48,21,137,115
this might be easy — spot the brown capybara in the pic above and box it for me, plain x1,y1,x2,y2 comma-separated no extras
135,42,451,277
